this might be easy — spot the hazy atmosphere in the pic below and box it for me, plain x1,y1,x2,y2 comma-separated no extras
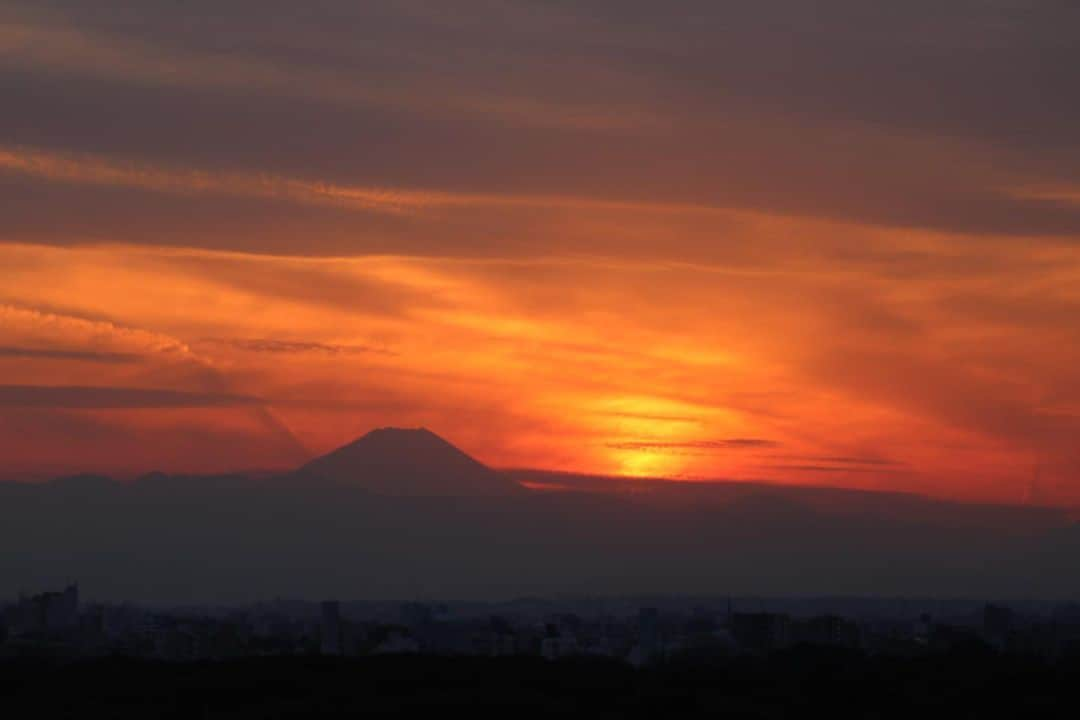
9,9,1080,716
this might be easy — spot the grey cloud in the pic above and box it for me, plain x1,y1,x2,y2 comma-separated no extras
762,464,906,475
0,346,140,363
606,438,780,453
0,384,261,408
0,406,307,475
775,456,904,468
2,1,1080,248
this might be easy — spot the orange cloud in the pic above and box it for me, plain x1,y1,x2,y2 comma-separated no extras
2,237,1077,503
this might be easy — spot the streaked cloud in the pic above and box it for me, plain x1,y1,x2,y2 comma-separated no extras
0,302,193,357
5,2,1080,240
0,146,432,216
762,464,907,475
776,455,903,468
0,385,261,409
0,346,140,363
1009,186,1080,210
202,338,396,356
0,13,655,132
0,145,747,220
605,439,780,453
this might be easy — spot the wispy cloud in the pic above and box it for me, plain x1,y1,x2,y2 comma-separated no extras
203,337,396,356
606,438,780,453
0,16,655,132
0,146,739,219
774,455,903,467
0,303,192,357
0,146,426,215
0,385,261,409
763,464,906,475
1008,185,1080,209
599,411,703,425
0,346,140,363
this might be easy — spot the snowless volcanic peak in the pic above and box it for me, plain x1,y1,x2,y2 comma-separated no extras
297,427,521,496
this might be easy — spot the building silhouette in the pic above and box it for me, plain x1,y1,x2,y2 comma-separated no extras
638,607,660,661
730,612,790,654
320,601,342,655
11,583,78,636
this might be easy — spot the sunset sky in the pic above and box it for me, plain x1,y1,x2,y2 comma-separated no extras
2,1,1080,504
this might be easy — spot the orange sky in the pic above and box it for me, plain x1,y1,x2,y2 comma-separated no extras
2,2,1080,504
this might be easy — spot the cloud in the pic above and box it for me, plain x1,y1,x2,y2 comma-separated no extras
203,338,396,356
0,406,306,475
0,146,429,216
0,346,140,363
775,455,903,467
0,302,192,357
606,438,780,453
600,412,703,425
1,1,1080,502
0,145,747,219
0,385,261,409
0,12,654,132
1009,185,1080,210
3,3,1080,242
762,464,905,475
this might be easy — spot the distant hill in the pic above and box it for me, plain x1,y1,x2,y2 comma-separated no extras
1,431,1077,603
508,469,1069,531
294,427,522,497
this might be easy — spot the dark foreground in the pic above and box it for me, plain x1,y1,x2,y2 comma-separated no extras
4,649,1080,718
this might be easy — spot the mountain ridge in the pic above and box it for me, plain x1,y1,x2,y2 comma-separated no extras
294,426,523,497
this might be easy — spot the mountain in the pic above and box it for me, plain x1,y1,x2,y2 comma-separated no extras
3,429,1078,603
295,427,522,496
1,443,1078,602
49,473,116,490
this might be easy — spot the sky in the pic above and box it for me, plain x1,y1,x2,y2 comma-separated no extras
2,1,1080,504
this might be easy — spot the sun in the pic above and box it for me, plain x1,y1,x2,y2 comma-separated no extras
589,393,730,479
613,448,683,479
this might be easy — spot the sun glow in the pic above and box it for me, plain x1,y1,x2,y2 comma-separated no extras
611,447,685,479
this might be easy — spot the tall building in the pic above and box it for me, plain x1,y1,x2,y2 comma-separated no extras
639,607,660,660
12,583,79,636
400,602,433,629
792,614,861,649
983,604,1014,648
730,612,790,653
320,601,342,655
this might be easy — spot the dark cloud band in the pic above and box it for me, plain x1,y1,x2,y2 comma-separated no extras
0,346,140,363
0,385,261,409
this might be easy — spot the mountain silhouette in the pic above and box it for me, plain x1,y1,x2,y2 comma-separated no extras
295,427,522,496
0,438,1078,602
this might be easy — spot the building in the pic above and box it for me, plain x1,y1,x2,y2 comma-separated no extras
400,602,434,630
540,635,579,660
792,614,861,649
639,607,660,659
730,612,790,654
983,604,1014,648
11,584,79,636
320,601,342,655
